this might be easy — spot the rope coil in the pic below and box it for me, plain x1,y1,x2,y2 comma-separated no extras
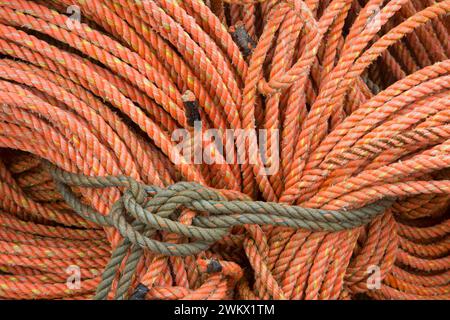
0,0,448,300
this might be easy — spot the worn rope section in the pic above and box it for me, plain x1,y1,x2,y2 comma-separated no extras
0,0,449,300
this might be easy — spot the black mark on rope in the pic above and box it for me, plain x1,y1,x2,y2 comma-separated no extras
182,90,201,127
230,22,256,58
206,259,223,273
129,283,149,300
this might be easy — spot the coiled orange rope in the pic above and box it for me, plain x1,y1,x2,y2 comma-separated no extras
0,0,449,300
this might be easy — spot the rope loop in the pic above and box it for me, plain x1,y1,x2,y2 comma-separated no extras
253,0,321,96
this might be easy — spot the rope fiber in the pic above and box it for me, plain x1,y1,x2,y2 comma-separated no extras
0,0,449,300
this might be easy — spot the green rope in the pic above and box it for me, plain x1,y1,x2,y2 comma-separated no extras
44,162,394,299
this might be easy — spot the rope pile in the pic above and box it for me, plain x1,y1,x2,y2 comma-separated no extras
0,0,449,300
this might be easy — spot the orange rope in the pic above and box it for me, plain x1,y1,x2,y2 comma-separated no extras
0,0,449,300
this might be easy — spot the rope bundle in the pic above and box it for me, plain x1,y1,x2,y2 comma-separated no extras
0,0,449,299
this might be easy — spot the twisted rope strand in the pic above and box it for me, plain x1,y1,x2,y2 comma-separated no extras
0,0,449,300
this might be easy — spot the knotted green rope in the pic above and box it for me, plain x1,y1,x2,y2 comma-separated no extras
44,162,393,299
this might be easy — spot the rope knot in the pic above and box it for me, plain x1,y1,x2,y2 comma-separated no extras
45,161,393,258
